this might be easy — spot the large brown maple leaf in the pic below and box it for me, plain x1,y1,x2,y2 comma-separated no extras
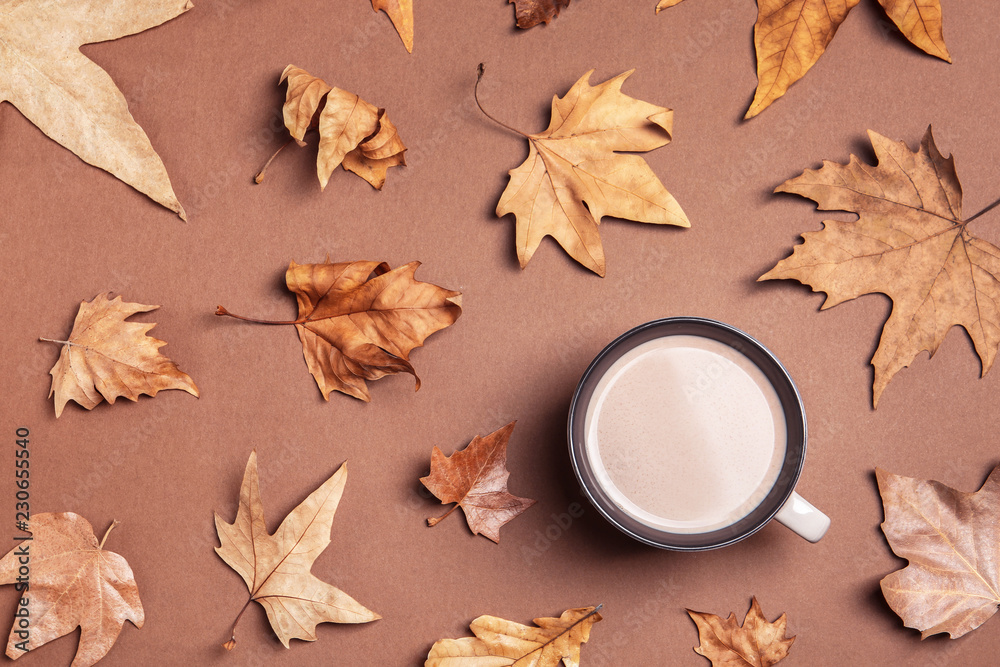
0,0,190,217
420,421,536,543
215,451,380,649
426,606,602,666
0,514,143,667
657,0,950,118
760,128,1000,407
687,597,794,666
41,293,199,417
877,465,1000,639
491,68,689,277
217,260,461,401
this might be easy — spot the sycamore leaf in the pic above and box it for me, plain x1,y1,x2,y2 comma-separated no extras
42,293,199,418
493,69,689,277
426,606,602,666
372,0,413,52
656,0,950,118
510,0,571,28
759,128,1000,407
215,451,379,650
0,0,190,217
257,65,407,191
420,421,536,543
0,514,142,667
877,465,1000,639
216,260,461,402
687,597,794,667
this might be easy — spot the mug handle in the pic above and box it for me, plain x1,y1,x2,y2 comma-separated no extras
774,492,830,542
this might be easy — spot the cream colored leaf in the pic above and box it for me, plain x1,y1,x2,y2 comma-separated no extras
279,65,333,144
43,293,199,417
215,451,379,649
759,128,1000,407
372,0,413,52
426,606,602,666
0,0,190,217
878,465,1000,638
495,69,689,277
0,514,143,667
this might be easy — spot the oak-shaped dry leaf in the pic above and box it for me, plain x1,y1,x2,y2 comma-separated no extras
257,65,406,191
0,514,142,667
215,451,379,649
420,421,536,543
687,597,794,666
510,0,571,28
657,0,950,118
216,260,461,401
372,0,413,52
878,465,1000,639
0,0,190,217
426,605,602,666
490,68,689,276
42,293,199,417
760,128,1000,407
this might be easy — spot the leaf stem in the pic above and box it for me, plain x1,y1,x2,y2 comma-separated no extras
966,195,1000,224
99,520,119,549
475,64,528,138
224,598,253,650
427,504,459,527
38,337,71,345
254,138,295,184
215,306,307,325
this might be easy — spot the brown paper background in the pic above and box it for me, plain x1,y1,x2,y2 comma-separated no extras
2,0,1000,664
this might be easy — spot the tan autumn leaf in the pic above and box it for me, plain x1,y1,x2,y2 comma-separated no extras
426,606,602,666
420,421,536,543
0,0,189,218
257,65,407,190
42,293,199,417
215,451,379,649
509,0,571,28
760,128,1000,407
490,68,689,277
372,0,413,52
687,597,794,666
654,0,687,13
656,0,950,118
0,514,142,667
877,0,950,62
877,465,1000,639
217,260,461,401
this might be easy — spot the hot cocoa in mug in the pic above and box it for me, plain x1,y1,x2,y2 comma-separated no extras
568,317,829,550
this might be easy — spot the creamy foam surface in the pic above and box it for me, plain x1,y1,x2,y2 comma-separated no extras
584,335,787,533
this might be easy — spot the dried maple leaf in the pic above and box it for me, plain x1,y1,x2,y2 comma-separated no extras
878,465,1000,639
216,260,461,401
41,293,199,417
510,0,571,28
372,0,413,52
657,1,950,118
215,451,379,650
0,513,143,667
426,605,602,666
420,421,536,543
687,597,794,667
0,0,190,218
483,66,689,276
760,128,1000,407
255,65,407,191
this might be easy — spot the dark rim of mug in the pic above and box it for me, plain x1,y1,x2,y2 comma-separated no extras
567,317,807,551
